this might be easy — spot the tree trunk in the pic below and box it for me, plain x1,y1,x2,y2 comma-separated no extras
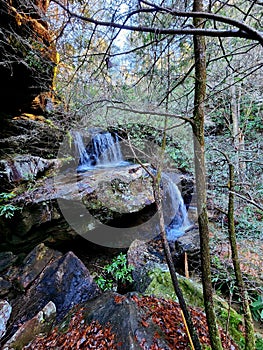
229,76,246,181
192,1,223,349
153,181,201,350
228,162,255,350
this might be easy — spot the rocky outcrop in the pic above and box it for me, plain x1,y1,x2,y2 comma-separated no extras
0,117,63,159
0,242,244,350
4,244,100,340
0,0,57,114
0,155,55,187
0,164,157,251
0,244,101,347
13,292,238,349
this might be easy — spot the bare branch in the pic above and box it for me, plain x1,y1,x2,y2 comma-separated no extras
106,105,193,125
51,0,263,43
229,191,263,212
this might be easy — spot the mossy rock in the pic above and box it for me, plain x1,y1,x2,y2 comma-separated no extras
145,268,244,347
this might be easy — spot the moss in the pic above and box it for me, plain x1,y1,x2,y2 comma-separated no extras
145,268,245,347
217,308,244,345
146,269,176,300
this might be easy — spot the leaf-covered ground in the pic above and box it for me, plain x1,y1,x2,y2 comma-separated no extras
26,295,238,349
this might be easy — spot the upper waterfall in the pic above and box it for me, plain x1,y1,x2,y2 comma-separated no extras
73,131,125,171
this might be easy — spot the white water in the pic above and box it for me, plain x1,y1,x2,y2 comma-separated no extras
162,173,190,241
73,131,90,167
73,131,125,171
73,131,189,240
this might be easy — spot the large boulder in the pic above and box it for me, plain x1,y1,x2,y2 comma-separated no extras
0,164,158,250
22,292,238,349
9,248,100,326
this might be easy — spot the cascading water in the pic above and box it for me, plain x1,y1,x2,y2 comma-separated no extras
73,131,90,167
73,131,125,171
72,130,189,240
162,174,190,241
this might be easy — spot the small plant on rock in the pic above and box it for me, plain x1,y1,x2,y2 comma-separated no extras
94,253,134,292
0,192,20,219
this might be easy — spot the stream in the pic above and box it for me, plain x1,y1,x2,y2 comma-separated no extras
72,130,191,242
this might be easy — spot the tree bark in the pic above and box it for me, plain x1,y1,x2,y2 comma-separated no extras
229,75,246,181
153,182,202,350
192,1,223,349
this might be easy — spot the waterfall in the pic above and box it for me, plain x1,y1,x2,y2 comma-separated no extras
73,131,125,171
162,174,189,241
73,131,90,167
72,131,189,240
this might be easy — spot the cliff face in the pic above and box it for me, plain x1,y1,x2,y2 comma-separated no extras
0,0,57,115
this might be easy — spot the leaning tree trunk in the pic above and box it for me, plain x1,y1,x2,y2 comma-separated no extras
192,0,223,349
228,162,255,350
153,185,201,350
149,116,202,350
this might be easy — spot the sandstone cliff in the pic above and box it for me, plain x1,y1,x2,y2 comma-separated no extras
0,0,57,114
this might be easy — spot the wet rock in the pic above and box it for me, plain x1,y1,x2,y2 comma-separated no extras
0,300,12,340
0,278,12,297
0,164,158,250
0,155,55,185
0,252,17,273
2,301,56,350
174,228,200,258
180,175,196,209
16,243,62,289
11,250,101,324
127,239,165,293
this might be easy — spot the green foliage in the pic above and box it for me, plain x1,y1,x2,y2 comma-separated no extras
0,192,20,219
95,275,114,291
240,334,263,350
250,293,263,322
26,52,43,70
236,207,263,238
121,123,193,172
94,253,134,291
255,336,263,350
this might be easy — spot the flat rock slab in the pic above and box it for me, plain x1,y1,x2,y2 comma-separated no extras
1,164,156,248
16,243,62,289
10,250,101,326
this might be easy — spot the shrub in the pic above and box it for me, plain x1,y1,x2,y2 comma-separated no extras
94,253,134,292
0,192,20,219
